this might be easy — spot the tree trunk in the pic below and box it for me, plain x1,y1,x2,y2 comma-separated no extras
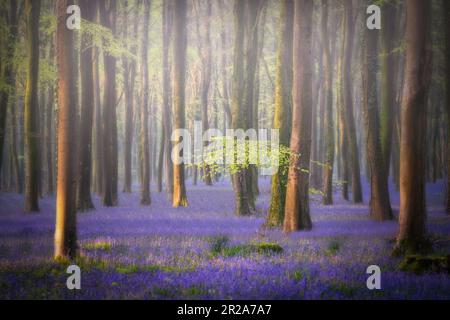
444,0,450,214
0,0,18,176
231,0,251,216
139,0,151,205
99,0,118,207
162,0,173,198
362,18,393,221
123,0,138,194
321,0,334,205
54,0,78,260
283,0,313,232
92,46,103,196
267,0,293,227
24,0,40,212
380,2,398,178
342,0,362,203
396,0,432,252
172,0,188,207
76,0,96,211
200,1,212,186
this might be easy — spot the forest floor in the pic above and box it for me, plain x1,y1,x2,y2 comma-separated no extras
0,177,449,299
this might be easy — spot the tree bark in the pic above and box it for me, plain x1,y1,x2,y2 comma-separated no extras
24,0,40,212
444,0,450,214
54,0,78,260
362,17,393,221
76,0,97,211
380,2,398,178
231,0,251,216
321,0,334,205
0,0,18,176
283,0,313,232
139,0,151,205
172,0,188,207
162,0,173,198
267,0,293,227
123,0,139,194
99,0,118,206
396,0,432,252
342,0,363,203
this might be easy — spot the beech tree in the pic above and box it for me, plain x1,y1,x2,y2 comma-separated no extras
342,0,363,203
267,0,293,227
396,0,432,252
54,0,78,259
99,0,119,206
76,0,97,211
172,0,188,208
139,0,151,205
444,0,450,215
24,0,40,212
283,0,313,232
362,10,392,221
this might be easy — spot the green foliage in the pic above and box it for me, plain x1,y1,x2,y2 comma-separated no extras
209,238,283,258
81,19,135,60
193,137,295,177
83,241,113,252
325,239,341,256
398,255,450,274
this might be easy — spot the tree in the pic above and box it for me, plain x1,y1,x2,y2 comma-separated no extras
321,0,334,205
362,11,392,221
99,0,119,206
139,0,151,205
283,0,313,232
162,0,173,198
199,1,213,186
231,0,251,216
172,0,188,208
123,0,139,193
267,0,293,227
54,0,78,259
444,0,450,214
396,0,432,252
76,0,97,211
0,0,18,176
24,0,40,212
342,0,363,203
380,1,398,177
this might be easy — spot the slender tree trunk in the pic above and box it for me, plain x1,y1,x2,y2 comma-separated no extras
54,0,78,260
362,18,393,221
218,0,232,128
99,0,118,206
198,1,213,186
0,0,18,176
172,0,188,207
283,0,313,232
76,0,97,211
444,0,450,214
45,40,55,195
321,0,334,205
162,0,173,198
24,0,40,212
139,0,151,205
267,0,293,227
342,0,362,203
123,0,138,194
92,46,103,196
396,0,432,252
231,0,251,216
380,2,398,178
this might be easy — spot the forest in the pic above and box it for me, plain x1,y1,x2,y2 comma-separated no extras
0,0,449,300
